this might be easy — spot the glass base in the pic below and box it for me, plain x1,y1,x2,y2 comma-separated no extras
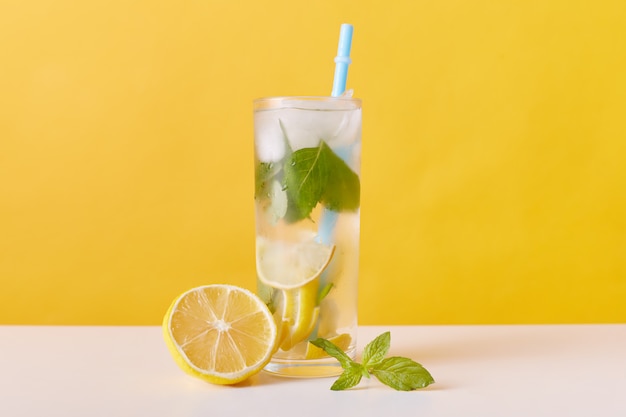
263,347,356,378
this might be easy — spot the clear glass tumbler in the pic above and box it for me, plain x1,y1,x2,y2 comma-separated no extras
253,96,362,377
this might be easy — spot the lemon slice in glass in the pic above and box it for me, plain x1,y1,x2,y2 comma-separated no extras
279,283,320,351
163,284,277,385
256,236,335,350
256,237,335,290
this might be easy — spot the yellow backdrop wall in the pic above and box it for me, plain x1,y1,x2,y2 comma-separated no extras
1,1,625,325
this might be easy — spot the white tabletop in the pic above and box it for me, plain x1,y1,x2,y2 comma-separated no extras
0,324,624,417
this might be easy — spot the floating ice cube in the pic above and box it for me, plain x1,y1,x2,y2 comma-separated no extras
254,110,286,163
325,108,361,148
279,106,361,151
279,108,324,151
255,98,361,160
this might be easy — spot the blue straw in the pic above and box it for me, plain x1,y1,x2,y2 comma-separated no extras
310,25,355,341
331,24,354,98
318,24,354,246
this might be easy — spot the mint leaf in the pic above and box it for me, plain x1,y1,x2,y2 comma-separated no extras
330,362,365,391
310,338,369,391
313,332,435,391
319,144,360,212
316,282,334,305
361,331,390,369
283,141,360,223
283,145,327,222
254,119,291,205
370,357,435,391
254,162,281,199
310,337,353,368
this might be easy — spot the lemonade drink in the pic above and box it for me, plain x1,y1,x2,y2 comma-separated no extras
253,96,361,377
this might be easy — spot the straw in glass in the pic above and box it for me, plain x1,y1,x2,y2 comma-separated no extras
318,23,354,246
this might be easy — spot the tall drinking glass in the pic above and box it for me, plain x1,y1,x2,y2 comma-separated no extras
253,96,362,377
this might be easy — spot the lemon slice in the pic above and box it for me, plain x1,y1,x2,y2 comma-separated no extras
256,236,336,351
256,236,335,290
279,281,320,351
163,284,277,385
305,333,352,359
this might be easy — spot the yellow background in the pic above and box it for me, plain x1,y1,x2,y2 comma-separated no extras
1,1,625,325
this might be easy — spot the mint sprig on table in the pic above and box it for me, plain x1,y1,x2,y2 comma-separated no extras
310,331,435,391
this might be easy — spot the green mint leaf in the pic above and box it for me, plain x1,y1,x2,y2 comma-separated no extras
254,119,291,203
330,362,365,391
361,331,390,369
264,288,279,314
315,332,435,391
254,162,281,200
283,141,360,223
370,357,435,391
316,282,334,305
319,144,360,213
283,144,326,222
310,337,354,368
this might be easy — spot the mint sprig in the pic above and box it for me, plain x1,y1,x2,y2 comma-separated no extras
310,331,435,391
255,127,360,225
282,141,360,223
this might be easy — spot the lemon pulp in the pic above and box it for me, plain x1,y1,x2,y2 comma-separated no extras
163,284,277,385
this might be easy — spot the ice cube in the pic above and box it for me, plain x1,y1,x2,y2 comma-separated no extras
326,108,361,148
255,99,361,159
279,108,323,151
254,110,286,163
279,108,360,151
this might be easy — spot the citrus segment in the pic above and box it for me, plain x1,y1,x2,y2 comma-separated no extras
163,284,277,385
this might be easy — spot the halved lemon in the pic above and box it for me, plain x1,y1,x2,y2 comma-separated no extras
163,284,277,385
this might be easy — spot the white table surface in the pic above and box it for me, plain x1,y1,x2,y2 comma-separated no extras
1,324,624,417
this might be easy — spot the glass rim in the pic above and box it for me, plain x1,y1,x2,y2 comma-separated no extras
253,95,361,110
